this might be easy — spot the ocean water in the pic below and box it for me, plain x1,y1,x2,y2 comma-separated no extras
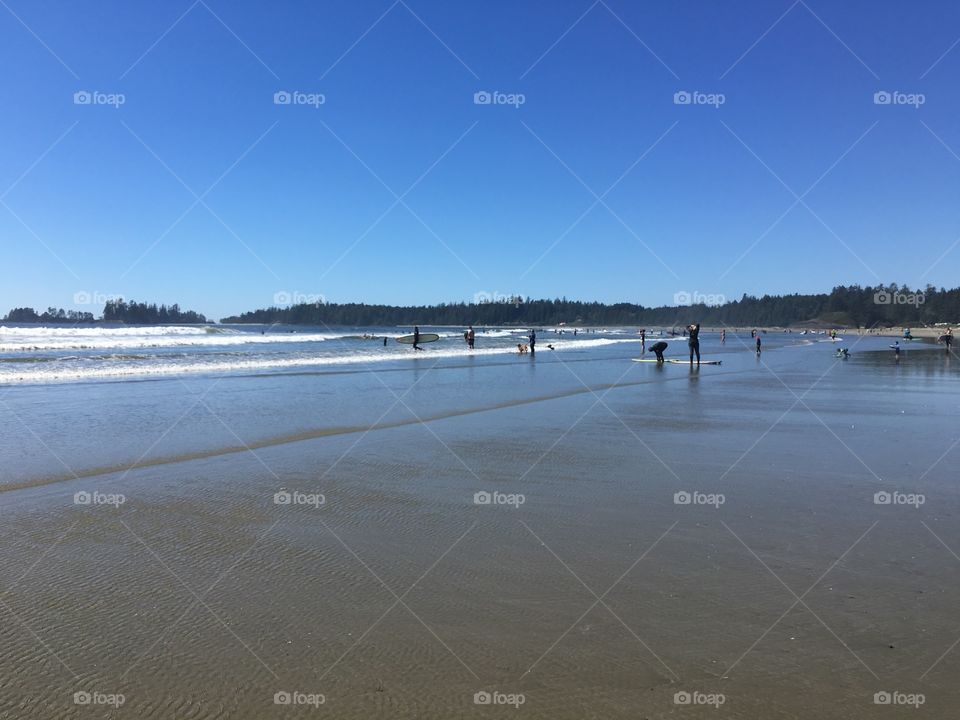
1,326,954,493
0,324,635,384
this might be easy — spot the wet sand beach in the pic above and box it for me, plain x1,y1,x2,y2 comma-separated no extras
2,333,959,718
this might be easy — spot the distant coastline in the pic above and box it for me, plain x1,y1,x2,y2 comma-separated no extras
219,284,956,329
4,284,955,330
3,299,209,325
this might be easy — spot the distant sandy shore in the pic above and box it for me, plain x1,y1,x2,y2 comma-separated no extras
694,326,951,339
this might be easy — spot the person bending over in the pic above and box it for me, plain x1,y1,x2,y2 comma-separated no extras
649,341,668,363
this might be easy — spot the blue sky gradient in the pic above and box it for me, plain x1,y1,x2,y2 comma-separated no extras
2,0,960,318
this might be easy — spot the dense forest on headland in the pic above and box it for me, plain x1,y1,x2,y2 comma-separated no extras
3,299,208,324
3,285,955,327
220,285,956,328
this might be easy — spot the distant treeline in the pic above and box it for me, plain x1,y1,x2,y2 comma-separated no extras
4,307,96,323
220,284,958,328
3,299,208,324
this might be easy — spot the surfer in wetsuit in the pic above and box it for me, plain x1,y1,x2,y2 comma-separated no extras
755,336,761,355
529,329,536,355
467,325,475,349
413,326,424,351
945,327,953,354
687,323,700,365
650,341,668,363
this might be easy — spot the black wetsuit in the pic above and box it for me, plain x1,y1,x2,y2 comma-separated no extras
688,324,700,363
529,330,536,354
650,341,668,361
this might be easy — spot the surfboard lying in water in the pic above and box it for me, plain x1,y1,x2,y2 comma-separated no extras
632,358,722,365
396,333,440,345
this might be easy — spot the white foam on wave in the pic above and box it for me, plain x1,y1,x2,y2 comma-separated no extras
0,325,341,351
0,337,638,384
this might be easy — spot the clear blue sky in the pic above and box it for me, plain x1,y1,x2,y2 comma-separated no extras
2,0,959,319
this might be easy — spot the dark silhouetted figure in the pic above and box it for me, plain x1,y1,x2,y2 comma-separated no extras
688,323,700,365
650,341,668,362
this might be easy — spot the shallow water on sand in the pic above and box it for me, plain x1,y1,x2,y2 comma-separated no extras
1,331,959,718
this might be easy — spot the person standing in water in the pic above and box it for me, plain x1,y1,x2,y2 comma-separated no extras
755,335,762,355
529,329,536,355
945,327,953,354
467,325,475,350
687,323,701,365
650,341,668,363
640,328,646,351
413,326,424,351
720,329,726,344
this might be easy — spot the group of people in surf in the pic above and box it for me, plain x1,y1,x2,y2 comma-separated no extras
408,325,543,355
642,323,703,364
640,324,762,364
